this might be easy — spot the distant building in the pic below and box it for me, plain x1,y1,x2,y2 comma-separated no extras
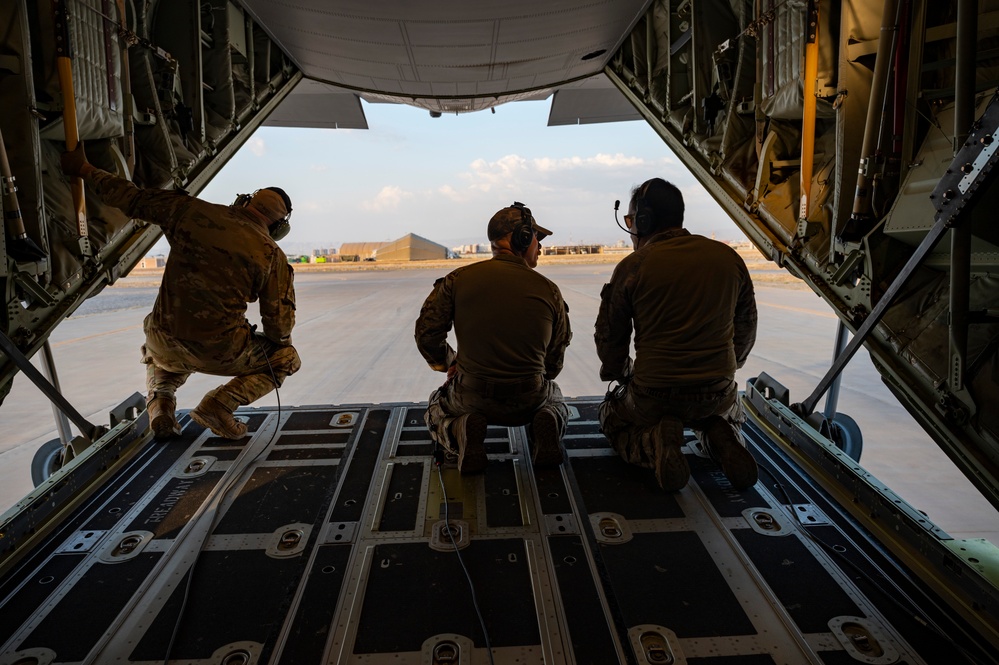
375,233,447,261
339,241,387,262
137,255,165,269
541,245,603,256
311,247,338,263
453,243,488,255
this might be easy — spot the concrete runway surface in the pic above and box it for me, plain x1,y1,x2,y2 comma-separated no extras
2,263,997,544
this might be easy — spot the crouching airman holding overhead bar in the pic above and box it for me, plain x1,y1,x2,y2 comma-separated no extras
595,178,759,492
61,143,301,441
416,202,572,473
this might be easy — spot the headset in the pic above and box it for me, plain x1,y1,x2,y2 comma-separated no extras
509,201,536,252
234,188,293,241
631,180,655,236
613,180,656,237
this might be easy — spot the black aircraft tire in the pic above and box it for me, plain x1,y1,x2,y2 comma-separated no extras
830,413,863,463
31,438,65,487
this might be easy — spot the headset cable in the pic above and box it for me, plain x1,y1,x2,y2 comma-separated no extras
163,327,282,665
434,447,496,665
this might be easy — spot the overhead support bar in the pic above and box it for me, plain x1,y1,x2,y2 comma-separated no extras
670,29,692,57
846,0,899,234
114,0,135,175
822,320,850,420
955,0,979,152
0,125,45,261
39,341,74,446
646,6,654,94
949,0,977,399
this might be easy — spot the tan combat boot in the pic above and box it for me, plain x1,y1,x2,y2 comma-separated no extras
190,387,247,440
147,393,181,440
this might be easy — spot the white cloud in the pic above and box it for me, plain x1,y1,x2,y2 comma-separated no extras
465,155,528,190
437,184,463,201
533,153,646,171
248,138,266,156
360,185,413,212
458,152,665,192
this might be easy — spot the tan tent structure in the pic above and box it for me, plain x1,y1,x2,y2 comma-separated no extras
374,234,448,261
338,242,386,261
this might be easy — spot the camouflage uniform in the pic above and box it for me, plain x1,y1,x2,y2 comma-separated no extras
594,227,757,470
415,254,572,455
86,169,301,412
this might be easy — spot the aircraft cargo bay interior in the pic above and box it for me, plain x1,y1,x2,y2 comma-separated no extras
2,0,999,663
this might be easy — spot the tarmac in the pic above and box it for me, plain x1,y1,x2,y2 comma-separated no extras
1,257,997,545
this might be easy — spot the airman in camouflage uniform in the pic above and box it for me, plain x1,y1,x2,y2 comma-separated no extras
595,178,758,492
416,203,572,473
62,145,300,440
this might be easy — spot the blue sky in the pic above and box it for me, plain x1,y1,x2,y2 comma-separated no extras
191,98,739,254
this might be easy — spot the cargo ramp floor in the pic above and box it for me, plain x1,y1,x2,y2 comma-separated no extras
0,395,995,664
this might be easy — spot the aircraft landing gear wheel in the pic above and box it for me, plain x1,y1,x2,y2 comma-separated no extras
829,413,863,462
31,438,65,486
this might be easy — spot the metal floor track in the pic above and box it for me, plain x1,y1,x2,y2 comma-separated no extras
0,399,989,664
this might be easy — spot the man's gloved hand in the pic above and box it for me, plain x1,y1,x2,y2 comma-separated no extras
61,143,93,179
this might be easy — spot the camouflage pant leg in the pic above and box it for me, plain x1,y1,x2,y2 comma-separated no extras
424,379,568,455
424,384,458,455
142,316,301,408
423,381,499,456
142,343,189,401
215,341,302,409
599,381,743,468
690,385,746,449
598,385,660,469
535,380,570,439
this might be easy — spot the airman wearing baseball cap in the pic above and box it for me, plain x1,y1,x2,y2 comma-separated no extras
416,201,571,474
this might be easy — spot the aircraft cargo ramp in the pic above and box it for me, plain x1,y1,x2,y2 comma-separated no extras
1,388,997,664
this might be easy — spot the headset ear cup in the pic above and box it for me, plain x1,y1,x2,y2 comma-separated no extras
269,219,291,241
634,196,652,236
508,201,534,251
512,224,533,252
